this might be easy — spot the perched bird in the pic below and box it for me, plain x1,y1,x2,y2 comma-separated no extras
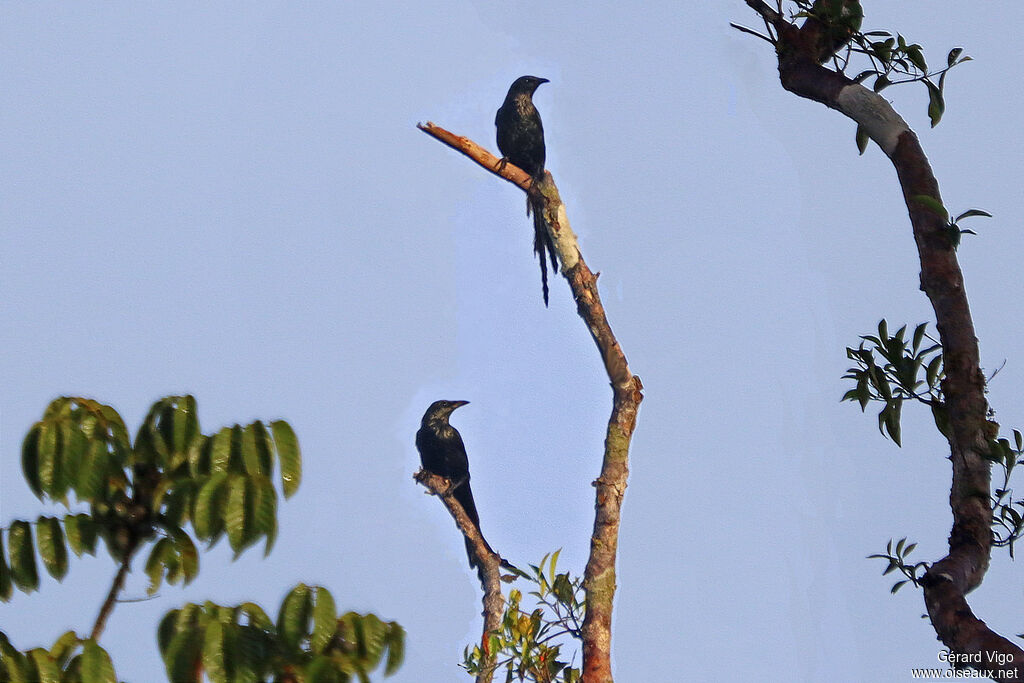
415,399,491,575
495,75,558,306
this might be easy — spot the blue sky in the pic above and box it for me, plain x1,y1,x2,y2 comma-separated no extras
4,3,1024,681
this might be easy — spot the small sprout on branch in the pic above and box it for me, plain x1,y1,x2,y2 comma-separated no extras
867,537,928,594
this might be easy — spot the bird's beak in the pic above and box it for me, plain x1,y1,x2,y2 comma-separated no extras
538,78,549,85
452,400,470,409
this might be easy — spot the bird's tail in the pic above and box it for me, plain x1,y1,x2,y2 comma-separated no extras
456,479,510,580
528,188,558,307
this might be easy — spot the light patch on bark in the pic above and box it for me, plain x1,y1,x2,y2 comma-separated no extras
552,202,580,271
836,83,910,156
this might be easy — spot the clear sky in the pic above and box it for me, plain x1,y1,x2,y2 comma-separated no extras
3,3,1024,681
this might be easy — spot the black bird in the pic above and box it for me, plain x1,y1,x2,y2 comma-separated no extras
416,399,491,574
495,75,558,306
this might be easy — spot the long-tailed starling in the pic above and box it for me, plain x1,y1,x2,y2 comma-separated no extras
495,75,558,306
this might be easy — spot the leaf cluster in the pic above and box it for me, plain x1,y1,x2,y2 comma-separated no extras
158,584,404,683
988,430,1024,557
465,552,582,683
787,0,970,129
842,320,944,446
867,537,928,594
911,196,991,250
2,395,302,601
0,631,118,683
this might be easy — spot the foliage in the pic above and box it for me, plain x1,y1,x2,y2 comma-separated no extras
0,630,118,683
465,552,582,683
844,321,1024,579
987,431,1024,557
3,395,302,600
158,585,404,683
841,320,944,447
2,395,404,681
867,538,928,594
787,0,971,130
910,196,991,250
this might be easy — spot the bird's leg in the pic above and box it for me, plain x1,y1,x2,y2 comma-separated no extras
495,156,509,173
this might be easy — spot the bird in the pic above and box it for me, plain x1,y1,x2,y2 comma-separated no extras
495,75,558,306
415,399,492,575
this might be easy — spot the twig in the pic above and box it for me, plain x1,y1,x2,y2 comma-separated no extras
90,539,139,641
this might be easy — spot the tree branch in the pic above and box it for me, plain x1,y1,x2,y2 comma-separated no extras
414,469,505,683
419,122,643,682
741,3,1023,678
90,538,139,641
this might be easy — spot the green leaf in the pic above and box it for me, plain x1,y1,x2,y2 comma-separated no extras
855,124,869,155
873,74,891,93
947,47,963,67
310,586,338,654
27,648,60,683
225,475,250,555
885,400,902,446
8,521,38,592
145,538,173,595
906,46,926,72
931,403,951,438
271,421,301,498
953,208,992,221
925,354,943,389
37,422,64,498
64,514,98,557
79,640,116,683
36,516,68,581
163,629,201,683
911,195,948,221
48,631,80,668
305,654,340,683
76,440,112,501
252,478,278,556
157,610,179,656
925,79,944,127
202,621,228,683
21,425,43,498
384,623,405,675
170,527,200,586
278,584,313,652
912,323,926,353
173,395,200,458
193,473,228,542
209,427,236,474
